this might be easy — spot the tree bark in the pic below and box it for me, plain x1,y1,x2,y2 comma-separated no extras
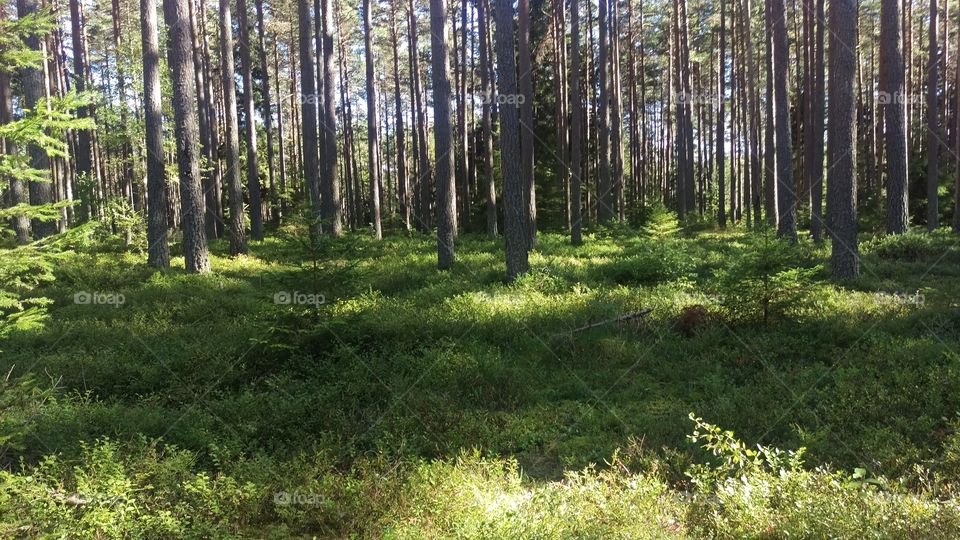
163,0,211,272
927,0,940,230
570,0,583,245
297,0,323,236
390,1,410,230
254,0,277,223
141,0,170,267
237,0,264,240
17,0,57,239
597,0,612,222
494,0,529,279
431,0,457,269
771,0,795,241
827,0,859,279
881,0,909,234
478,0,497,235
717,0,726,228
519,0,536,247
363,0,383,239
221,0,249,255
320,0,342,235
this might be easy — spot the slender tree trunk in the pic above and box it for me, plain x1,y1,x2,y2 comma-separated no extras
570,0,583,245
457,0,470,231
827,0,859,279
237,0,264,240
18,0,57,239
68,0,93,222
478,0,497,235
597,0,612,222
763,0,777,226
717,0,726,228
141,0,170,267
221,0,249,255
771,0,795,241
255,0,277,224
274,40,287,221
494,0,530,278
431,0,457,269
881,0,909,234
163,0,211,272
0,7,28,243
610,0,624,221
321,0,342,235
391,1,410,230
297,0,323,236
363,0,383,239
519,0,536,247
927,0,940,230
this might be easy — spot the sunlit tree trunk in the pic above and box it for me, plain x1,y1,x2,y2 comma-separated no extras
431,0,457,269
220,0,249,255
140,0,169,267
881,0,909,234
827,0,859,279
494,0,529,278
163,0,211,272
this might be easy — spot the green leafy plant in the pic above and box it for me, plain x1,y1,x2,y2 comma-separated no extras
716,230,821,324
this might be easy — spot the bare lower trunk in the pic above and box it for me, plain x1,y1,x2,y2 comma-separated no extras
163,0,211,272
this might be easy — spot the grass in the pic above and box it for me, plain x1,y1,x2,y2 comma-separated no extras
3,220,960,537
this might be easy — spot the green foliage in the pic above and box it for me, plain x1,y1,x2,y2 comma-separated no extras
862,229,959,262
0,8,54,72
1,230,960,536
715,231,822,324
0,245,56,340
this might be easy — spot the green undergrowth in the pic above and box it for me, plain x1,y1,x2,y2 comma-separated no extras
2,222,960,537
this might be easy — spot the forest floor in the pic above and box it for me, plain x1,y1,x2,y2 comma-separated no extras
4,212,960,537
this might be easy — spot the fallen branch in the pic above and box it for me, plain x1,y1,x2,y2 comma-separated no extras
567,309,653,334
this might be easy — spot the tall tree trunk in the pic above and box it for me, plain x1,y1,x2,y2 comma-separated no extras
68,0,92,222
363,0,383,239
221,0,249,255
237,0,264,240
763,0,777,226
457,0,470,231
431,0,457,269
391,1,410,230
320,0,342,235
827,0,859,279
519,0,536,247
927,0,940,230
570,0,583,245
410,0,432,232
717,0,726,228
494,0,529,278
273,38,287,221
771,0,795,241
597,0,612,222
163,0,211,272
0,7,28,243
297,0,323,236
610,0,624,221
255,0,277,223
881,0,909,234
478,0,497,235
17,0,57,239
141,0,170,267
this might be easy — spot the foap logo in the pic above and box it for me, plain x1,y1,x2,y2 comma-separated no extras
480,91,526,106
74,291,125,308
875,291,925,307
273,491,323,507
273,291,326,307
